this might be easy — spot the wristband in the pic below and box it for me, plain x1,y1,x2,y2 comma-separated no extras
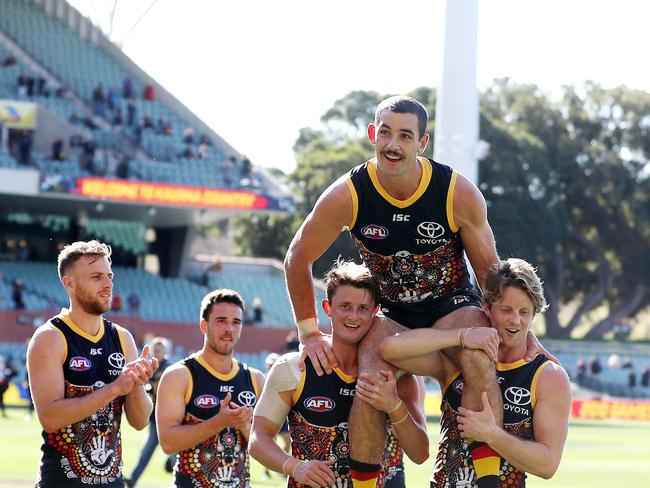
387,400,403,415
282,457,295,475
392,411,410,425
460,327,474,348
297,317,319,339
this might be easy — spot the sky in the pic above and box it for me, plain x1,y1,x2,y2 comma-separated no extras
68,0,650,173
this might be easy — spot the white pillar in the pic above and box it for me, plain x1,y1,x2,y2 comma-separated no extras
434,0,480,183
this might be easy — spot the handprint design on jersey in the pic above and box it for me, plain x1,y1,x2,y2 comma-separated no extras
47,382,123,480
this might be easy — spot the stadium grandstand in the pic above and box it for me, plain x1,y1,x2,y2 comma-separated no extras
0,0,310,386
1,0,649,424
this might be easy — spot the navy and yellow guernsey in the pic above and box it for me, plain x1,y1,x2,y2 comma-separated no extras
174,354,260,488
431,355,551,488
37,312,128,487
288,358,359,488
346,157,480,329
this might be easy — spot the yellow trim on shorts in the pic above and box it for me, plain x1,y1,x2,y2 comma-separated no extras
345,177,359,229
442,370,462,394
59,312,105,343
473,455,501,476
183,365,193,405
531,361,551,407
446,170,459,233
292,368,307,405
367,157,432,208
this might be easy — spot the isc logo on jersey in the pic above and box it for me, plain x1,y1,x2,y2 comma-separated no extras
304,396,335,412
69,356,92,371
361,224,388,240
195,394,220,408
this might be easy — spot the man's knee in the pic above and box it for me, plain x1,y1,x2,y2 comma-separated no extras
458,347,495,381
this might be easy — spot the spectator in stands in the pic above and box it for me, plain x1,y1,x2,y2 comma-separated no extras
2,55,16,66
198,142,209,159
125,337,170,488
12,279,25,310
128,291,141,315
112,292,123,312
80,139,97,172
142,83,155,101
223,156,237,188
240,156,252,179
16,239,31,262
107,87,119,111
36,77,49,97
575,358,586,380
18,130,33,165
285,330,299,353
181,146,195,159
641,366,650,388
182,127,195,144
628,368,637,388
122,76,135,99
200,134,212,146
112,108,124,126
92,83,106,116
50,138,65,161
0,354,12,417
127,101,137,127
589,356,603,375
17,74,29,98
5,238,17,259
252,297,263,323
55,86,71,99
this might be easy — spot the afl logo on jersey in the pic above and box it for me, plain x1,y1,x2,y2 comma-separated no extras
361,224,388,240
304,396,335,412
195,394,220,408
69,356,92,371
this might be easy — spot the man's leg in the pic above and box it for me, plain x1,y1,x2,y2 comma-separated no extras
435,306,502,488
349,316,402,488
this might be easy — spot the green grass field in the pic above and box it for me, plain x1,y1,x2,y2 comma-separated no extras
1,410,649,487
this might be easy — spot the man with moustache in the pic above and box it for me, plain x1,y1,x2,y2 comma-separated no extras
156,289,265,488
27,240,158,487
284,96,552,487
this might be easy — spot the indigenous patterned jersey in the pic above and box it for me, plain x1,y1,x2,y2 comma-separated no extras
431,355,551,488
346,158,477,328
287,358,358,488
37,313,127,487
174,355,260,488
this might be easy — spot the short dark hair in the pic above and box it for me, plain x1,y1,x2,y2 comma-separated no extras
375,95,428,139
200,288,245,322
57,240,112,279
483,258,548,314
324,259,380,306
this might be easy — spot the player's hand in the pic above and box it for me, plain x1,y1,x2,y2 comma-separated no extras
292,459,336,488
355,370,399,413
299,333,338,376
216,393,253,431
457,391,499,443
525,331,560,364
122,345,159,388
463,327,500,363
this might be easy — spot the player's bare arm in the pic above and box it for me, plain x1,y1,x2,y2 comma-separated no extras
250,357,336,487
452,173,498,290
457,363,571,479
27,325,140,433
120,328,157,430
379,326,500,379
157,364,249,454
284,175,353,375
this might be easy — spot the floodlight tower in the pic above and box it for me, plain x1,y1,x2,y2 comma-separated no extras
434,0,482,184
